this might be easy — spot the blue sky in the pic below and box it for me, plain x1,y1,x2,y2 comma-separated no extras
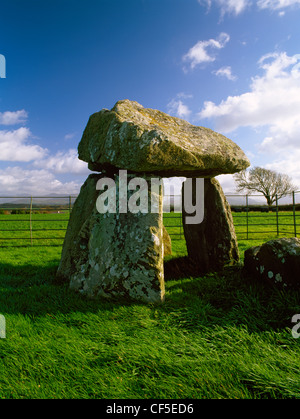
1,0,300,197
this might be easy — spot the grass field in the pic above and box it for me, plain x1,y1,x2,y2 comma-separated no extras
0,212,299,399
0,210,299,247
233,211,300,241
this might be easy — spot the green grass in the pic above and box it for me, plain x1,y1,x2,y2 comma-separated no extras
0,213,69,247
0,211,299,247
232,211,300,241
0,213,300,399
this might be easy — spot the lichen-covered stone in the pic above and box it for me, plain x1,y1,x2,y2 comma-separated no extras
244,237,300,288
162,225,172,257
78,99,250,177
57,173,165,303
57,173,100,281
182,177,239,273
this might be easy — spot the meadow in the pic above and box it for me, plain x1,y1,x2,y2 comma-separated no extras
0,211,299,399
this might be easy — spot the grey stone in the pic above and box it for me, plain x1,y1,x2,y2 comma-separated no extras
57,100,251,303
162,225,172,257
57,173,165,303
182,177,240,273
244,237,300,288
78,99,250,177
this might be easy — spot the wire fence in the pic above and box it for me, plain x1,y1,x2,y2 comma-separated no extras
0,195,184,247
227,191,300,241
0,196,76,247
0,191,299,247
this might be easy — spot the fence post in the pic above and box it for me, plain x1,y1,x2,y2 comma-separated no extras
30,196,33,246
69,196,72,216
246,194,249,240
293,191,297,238
276,195,279,237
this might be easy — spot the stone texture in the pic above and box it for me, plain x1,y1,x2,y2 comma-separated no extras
57,173,100,281
57,173,165,303
244,237,300,288
162,225,172,257
182,177,240,273
57,100,251,303
78,99,250,177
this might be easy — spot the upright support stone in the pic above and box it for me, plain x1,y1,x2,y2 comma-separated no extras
57,172,165,303
57,174,100,282
182,177,239,273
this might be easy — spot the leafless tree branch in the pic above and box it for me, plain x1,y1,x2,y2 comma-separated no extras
233,167,297,207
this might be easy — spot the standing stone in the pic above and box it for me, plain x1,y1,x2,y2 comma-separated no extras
57,173,100,282
162,225,172,257
182,177,239,273
57,172,165,303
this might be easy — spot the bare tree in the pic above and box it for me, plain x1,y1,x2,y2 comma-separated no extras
234,167,297,207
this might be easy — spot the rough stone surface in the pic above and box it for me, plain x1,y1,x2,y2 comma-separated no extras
244,237,300,288
57,173,100,281
182,177,240,273
162,225,172,257
78,99,250,177
57,173,165,303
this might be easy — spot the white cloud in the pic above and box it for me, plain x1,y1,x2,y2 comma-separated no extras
213,66,237,80
0,110,28,125
200,0,300,16
0,127,47,161
35,149,89,175
64,132,76,140
257,0,300,11
199,0,250,16
265,151,300,189
0,110,89,196
183,32,230,70
167,94,192,120
0,112,87,173
199,51,300,187
216,174,238,193
0,166,81,195
199,52,300,148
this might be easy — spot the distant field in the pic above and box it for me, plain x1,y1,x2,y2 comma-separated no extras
0,213,69,247
164,210,300,247
163,211,300,262
0,212,185,248
0,211,299,248
232,211,300,241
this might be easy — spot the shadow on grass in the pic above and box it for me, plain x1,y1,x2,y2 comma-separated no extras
164,258,300,333
0,260,117,316
0,257,299,334
164,256,199,281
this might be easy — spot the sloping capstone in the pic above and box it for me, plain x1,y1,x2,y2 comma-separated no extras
78,99,250,177
57,173,165,303
244,238,300,288
182,177,240,272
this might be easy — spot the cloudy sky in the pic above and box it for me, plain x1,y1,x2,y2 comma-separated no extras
1,0,300,197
